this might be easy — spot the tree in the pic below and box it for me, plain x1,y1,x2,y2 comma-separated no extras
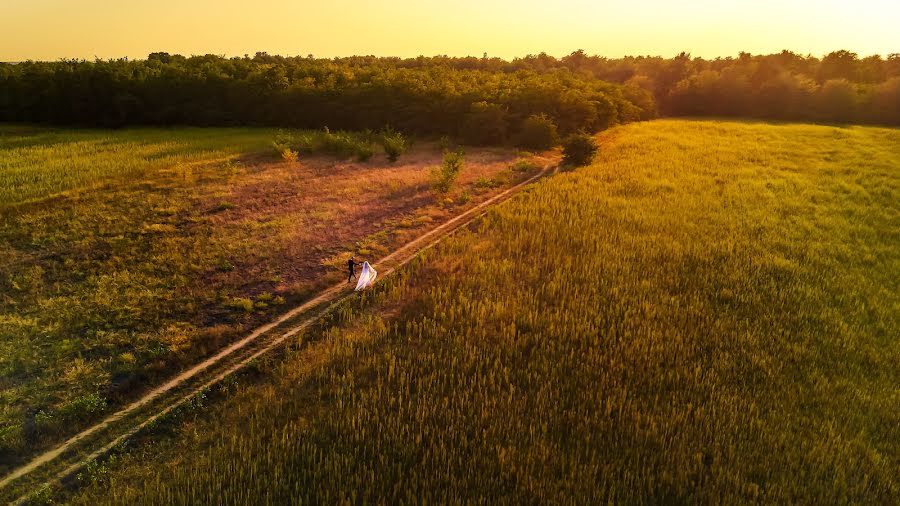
515,114,558,150
431,149,465,194
380,128,407,162
755,72,817,120
460,102,508,145
819,50,859,82
818,79,859,123
4,50,899,132
866,77,900,125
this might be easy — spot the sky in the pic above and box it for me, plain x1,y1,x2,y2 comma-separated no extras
2,0,897,62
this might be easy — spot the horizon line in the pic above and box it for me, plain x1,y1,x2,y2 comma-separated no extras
3,48,899,65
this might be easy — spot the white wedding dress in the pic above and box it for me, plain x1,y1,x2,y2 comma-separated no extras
354,261,377,291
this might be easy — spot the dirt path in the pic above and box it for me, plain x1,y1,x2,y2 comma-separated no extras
0,164,557,502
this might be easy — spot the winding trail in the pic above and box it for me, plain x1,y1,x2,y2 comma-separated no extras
0,163,556,502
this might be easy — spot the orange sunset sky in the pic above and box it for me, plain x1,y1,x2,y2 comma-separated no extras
2,0,897,61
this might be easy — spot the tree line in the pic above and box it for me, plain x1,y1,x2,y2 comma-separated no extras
1,50,897,139
0,54,652,145
398,49,900,126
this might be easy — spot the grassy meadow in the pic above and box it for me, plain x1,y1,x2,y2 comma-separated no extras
58,120,899,503
0,125,542,470
0,126,277,204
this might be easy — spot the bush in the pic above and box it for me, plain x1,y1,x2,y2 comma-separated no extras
226,297,255,313
515,114,559,150
281,148,298,162
320,131,365,160
562,133,598,167
381,128,407,162
354,143,375,162
511,159,539,172
431,149,465,194
473,176,499,190
58,393,107,422
287,129,378,161
272,130,294,154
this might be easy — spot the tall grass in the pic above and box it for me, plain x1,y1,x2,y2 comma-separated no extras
64,120,899,504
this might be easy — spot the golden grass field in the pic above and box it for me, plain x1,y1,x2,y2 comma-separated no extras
39,119,899,503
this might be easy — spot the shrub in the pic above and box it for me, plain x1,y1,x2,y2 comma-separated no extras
381,128,407,162
562,133,598,167
58,393,107,422
281,148,298,163
511,159,539,172
293,129,377,161
272,129,294,155
317,131,358,158
355,143,375,162
431,149,465,194
473,176,499,190
515,114,558,150
226,297,255,313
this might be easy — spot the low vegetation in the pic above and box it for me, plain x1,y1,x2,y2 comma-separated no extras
60,120,899,504
0,126,274,204
273,128,377,162
0,125,542,472
431,149,465,194
561,132,598,167
272,128,409,162
380,128,407,162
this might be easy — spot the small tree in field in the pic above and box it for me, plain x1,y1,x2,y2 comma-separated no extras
516,114,559,150
562,133,598,167
431,149,464,194
381,128,407,162
281,148,298,163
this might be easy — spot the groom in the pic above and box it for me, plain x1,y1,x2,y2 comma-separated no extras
347,257,363,283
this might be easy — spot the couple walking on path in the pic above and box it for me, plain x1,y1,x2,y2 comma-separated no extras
348,256,377,291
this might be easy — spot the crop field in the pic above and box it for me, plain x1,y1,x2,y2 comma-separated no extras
0,125,546,471
54,120,899,503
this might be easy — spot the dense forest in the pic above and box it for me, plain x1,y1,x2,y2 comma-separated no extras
1,50,898,140
551,49,900,125
0,54,650,144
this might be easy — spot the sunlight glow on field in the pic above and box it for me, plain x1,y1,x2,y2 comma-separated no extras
1,0,897,60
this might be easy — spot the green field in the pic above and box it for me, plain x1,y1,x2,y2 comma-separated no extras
0,126,276,204
57,120,900,503
0,125,541,470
